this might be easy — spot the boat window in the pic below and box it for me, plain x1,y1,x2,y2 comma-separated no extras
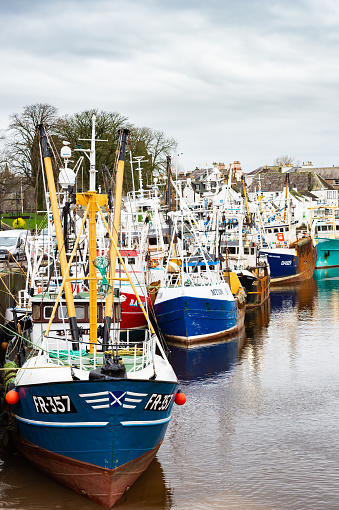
44,306,54,319
336,225,339,230
32,305,40,320
75,306,85,320
128,257,136,264
58,306,69,319
228,247,236,254
274,228,279,233
280,228,284,232
328,225,333,230
251,248,255,255
244,247,249,254
268,229,272,233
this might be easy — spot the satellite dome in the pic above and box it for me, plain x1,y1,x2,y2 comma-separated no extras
58,168,76,189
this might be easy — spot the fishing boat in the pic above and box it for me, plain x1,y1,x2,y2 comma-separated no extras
215,210,270,309
256,198,317,285
153,211,245,344
4,125,182,508
259,236,317,285
309,206,339,269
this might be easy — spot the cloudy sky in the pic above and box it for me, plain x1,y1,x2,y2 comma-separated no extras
1,0,339,172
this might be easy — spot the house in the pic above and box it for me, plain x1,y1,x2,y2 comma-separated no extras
244,166,338,224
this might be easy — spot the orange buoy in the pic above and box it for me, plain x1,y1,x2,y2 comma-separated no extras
174,389,186,406
6,389,19,405
1,341,8,351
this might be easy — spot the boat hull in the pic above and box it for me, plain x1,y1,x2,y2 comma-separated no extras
314,238,339,269
154,286,244,344
119,289,151,330
237,269,270,310
12,433,161,508
261,237,316,286
11,378,178,507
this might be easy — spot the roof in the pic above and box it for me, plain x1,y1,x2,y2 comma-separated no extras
289,189,318,201
308,167,339,179
189,168,207,180
246,166,280,176
246,170,334,193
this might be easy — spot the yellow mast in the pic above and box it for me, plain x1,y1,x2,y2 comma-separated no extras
241,176,250,223
76,192,107,353
103,129,129,349
38,124,80,347
39,125,154,355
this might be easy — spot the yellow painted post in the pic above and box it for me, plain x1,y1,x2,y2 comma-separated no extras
77,192,108,353
103,129,129,348
38,124,79,345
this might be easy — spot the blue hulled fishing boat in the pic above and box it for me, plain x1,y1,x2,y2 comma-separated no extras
6,125,181,508
260,236,317,284
153,211,245,344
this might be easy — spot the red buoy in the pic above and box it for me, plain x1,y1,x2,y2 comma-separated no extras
174,389,186,406
6,389,19,405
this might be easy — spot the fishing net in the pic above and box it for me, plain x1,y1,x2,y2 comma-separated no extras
94,256,112,296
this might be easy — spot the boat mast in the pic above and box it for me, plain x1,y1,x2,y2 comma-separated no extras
241,175,251,224
167,156,172,239
284,173,290,222
38,124,80,347
103,129,130,349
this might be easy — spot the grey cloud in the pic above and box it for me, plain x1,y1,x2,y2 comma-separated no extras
1,0,339,171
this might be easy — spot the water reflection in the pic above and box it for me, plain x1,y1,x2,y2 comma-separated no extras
313,266,339,281
0,443,172,510
168,328,247,382
3,274,339,510
245,299,270,340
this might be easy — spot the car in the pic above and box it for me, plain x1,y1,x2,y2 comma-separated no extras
0,229,28,261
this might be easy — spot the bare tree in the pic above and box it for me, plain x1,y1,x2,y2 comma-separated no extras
5,103,59,208
274,155,299,167
127,126,177,189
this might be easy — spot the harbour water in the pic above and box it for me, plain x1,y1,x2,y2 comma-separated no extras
1,270,339,509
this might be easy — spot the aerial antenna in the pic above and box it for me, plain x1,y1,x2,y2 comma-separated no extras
74,114,108,191
133,156,148,197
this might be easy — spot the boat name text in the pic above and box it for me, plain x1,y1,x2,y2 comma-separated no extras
144,393,172,411
211,288,224,296
33,395,77,414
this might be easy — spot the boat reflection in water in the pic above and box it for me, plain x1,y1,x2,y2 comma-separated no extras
0,443,172,510
168,328,246,382
269,276,317,315
313,266,339,281
244,298,270,340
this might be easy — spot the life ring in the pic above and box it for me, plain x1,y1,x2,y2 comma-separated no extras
276,232,284,242
150,259,159,268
